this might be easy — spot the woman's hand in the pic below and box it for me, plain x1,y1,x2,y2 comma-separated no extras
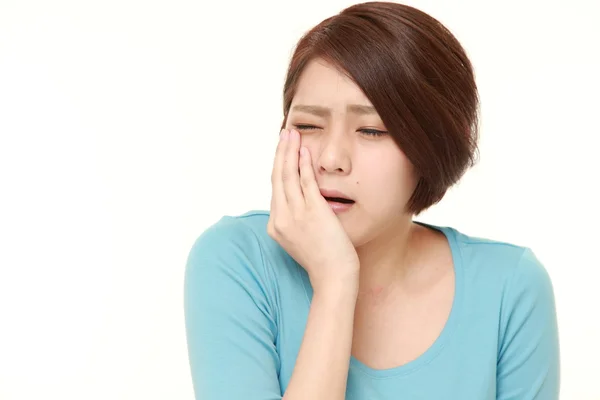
268,128,360,295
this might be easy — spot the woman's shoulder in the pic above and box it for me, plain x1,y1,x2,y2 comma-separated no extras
186,209,296,282
190,209,271,250
197,208,269,233
447,224,532,262
449,224,545,268
438,223,554,302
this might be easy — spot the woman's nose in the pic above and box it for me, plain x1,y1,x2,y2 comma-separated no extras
316,130,352,175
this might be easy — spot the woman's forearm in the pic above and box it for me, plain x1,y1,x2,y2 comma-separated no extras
282,283,358,400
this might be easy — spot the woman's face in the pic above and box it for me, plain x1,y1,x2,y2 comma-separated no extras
285,58,419,246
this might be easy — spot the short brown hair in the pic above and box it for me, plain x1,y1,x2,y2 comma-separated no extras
280,1,480,215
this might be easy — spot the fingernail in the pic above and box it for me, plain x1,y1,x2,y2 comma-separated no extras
280,129,288,141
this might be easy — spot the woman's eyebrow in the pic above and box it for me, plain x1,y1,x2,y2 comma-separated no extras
291,104,377,117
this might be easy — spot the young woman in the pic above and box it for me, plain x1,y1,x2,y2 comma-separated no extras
184,2,560,399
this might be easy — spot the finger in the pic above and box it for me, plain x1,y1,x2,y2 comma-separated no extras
271,129,288,212
282,129,305,212
298,146,322,206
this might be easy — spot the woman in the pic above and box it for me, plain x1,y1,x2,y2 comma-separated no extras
184,2,560,399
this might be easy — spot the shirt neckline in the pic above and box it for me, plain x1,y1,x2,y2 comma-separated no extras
295,220,465,379
348,221,465,378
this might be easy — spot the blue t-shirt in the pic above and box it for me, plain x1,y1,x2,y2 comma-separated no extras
184,210,560,399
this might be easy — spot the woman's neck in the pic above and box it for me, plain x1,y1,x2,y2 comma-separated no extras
354,217,430,303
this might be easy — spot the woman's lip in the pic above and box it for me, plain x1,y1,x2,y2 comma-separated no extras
319,188,353,201
326,200,354,214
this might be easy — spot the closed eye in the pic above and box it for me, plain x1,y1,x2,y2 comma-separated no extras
294,124,320,131
293,124,388,137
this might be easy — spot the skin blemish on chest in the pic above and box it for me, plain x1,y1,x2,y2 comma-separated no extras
358,285,396,309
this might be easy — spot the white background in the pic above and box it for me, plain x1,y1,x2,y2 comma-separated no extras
1,0,598,399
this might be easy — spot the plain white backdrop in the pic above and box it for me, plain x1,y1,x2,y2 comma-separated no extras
0,0,598,399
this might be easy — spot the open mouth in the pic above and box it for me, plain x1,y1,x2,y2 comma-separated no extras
324,197,355,204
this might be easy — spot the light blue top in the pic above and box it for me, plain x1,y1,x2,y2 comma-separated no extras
184,210,560,399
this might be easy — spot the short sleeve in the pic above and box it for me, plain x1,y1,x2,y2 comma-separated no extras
496,248,560,399
183,217,282,400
